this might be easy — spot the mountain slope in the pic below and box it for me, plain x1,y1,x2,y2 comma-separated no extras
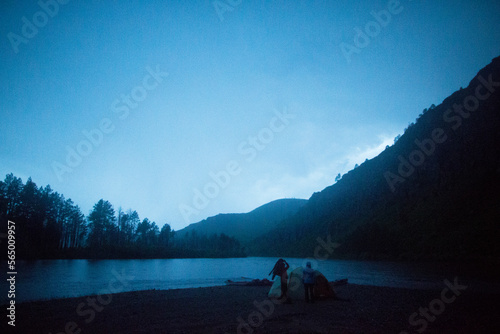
250,56,500,262
176,198,307,244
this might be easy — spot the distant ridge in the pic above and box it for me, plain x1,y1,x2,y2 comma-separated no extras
250,56,500,262
176,198,307,244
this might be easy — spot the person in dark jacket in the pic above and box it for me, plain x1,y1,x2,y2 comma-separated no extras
269,258,291,303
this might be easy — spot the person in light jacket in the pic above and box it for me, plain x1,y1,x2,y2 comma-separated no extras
303,262,315,303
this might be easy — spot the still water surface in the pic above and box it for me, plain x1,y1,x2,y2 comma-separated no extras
2,257,498,303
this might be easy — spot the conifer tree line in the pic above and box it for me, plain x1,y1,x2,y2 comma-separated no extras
0,173,245,259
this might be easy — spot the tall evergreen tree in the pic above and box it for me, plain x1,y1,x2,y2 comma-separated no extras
88,199,116,248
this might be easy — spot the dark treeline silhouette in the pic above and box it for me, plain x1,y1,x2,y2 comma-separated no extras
0,174,245,259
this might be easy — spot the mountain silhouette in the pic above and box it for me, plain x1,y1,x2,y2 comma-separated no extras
176,198,307,244
249,56,500,262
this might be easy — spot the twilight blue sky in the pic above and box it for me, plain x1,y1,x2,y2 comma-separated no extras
1,0,499,231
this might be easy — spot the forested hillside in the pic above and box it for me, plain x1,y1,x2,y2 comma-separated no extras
250,56,500,262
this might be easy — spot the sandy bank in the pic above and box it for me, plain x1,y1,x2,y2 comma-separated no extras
2,283,499,333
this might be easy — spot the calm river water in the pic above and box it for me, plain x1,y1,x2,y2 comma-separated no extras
1,257,498,303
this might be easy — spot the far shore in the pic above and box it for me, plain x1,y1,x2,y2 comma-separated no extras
2,282,500,333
